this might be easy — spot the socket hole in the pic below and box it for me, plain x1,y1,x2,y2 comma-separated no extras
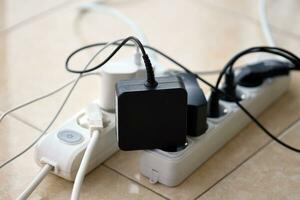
220,89,245,102
208,104,227,119
159,140,189,152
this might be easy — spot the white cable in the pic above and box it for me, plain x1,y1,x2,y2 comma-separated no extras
0,38,133,169
70,130,100,200
78,2,150,52
71,103,103,200
259,0,275,46
16,164,53,200
0,72,100,124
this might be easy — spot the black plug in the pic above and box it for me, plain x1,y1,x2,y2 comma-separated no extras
207,90,224,118
177,73,208,137
220,68,241,102
235,60,291,87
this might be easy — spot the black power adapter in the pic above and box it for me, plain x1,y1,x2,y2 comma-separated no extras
116,76,187,151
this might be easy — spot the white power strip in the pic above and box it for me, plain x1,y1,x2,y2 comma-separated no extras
139,75,289,186
34,75,289,186
35,105,118,181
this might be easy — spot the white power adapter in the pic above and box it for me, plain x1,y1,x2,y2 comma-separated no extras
98,58,167,111
98,60,138,111
34,102,118,181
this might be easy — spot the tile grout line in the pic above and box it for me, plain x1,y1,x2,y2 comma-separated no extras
194,116,300,200
198,0,300,42
0,0,81,34
103,164,170,200
0,108,44,132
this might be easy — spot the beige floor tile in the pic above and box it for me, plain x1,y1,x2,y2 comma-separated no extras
197,120,300,200
28,165,165,200
0,114,164,199
0,0,76,31
199,0,300,39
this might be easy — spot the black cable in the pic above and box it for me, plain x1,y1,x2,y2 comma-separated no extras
66,36,157,88
215,46,300,89
65,41,300,153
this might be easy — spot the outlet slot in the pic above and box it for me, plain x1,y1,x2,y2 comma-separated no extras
219,87,246,103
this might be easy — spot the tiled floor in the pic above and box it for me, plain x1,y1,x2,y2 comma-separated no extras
0,0,299,199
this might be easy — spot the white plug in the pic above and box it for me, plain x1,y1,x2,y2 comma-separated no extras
98,60,138,111
71,103,104,200
86,103,103,130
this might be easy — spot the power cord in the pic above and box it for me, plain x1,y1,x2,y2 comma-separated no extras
0,39,132,170
0,72,100,124
64,40,300,154
73,2,227,76
16,164,53,200
74,1,166,73
71,103,103,200
66,36,158,88
208,46,300,117
259,0,275,46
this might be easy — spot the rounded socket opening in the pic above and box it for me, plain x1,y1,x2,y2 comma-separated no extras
160,140,189,152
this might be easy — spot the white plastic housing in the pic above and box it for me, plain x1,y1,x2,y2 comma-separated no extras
140,76,289,187
35,106,118,181
98,60,138,111
98,59,167,111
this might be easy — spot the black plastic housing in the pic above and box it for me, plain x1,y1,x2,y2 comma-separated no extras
177,73,208,136
115,76,187,151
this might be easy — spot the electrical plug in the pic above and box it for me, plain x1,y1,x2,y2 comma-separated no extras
235,59,291,87
220,69,241,102
207,90,222,118
86,103,103,131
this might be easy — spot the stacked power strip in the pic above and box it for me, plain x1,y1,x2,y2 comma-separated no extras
35,75,289,186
